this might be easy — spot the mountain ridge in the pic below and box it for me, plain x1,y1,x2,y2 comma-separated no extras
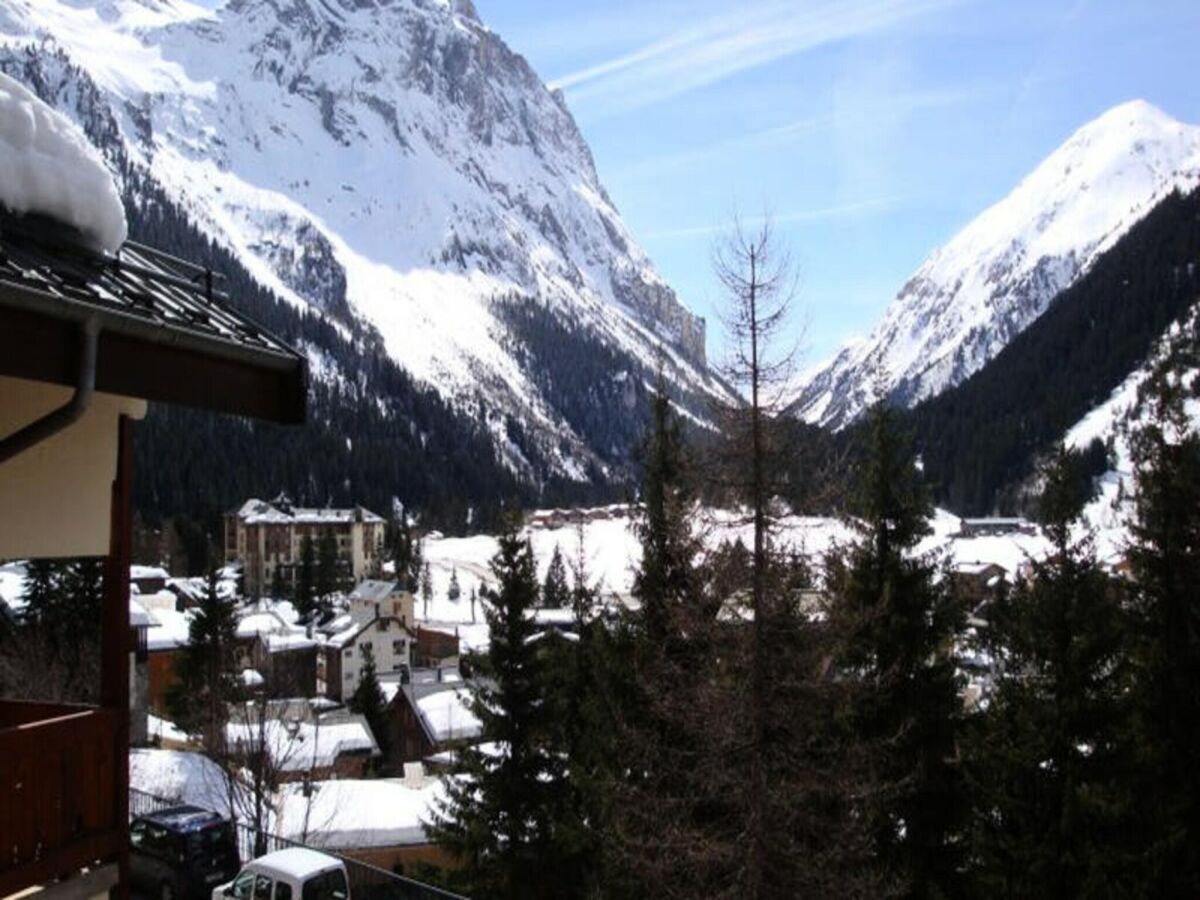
793,99,1200,430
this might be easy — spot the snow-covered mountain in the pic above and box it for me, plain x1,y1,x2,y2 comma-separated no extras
0,0,725,483
794,100,1200,430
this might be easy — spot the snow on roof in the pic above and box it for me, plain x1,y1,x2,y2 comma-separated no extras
148,713,190,746
0,72,127,253
226,715,379,773
414,687,481,743
235,498,384,526
131,565,170,581
146,607,192,651
249,848,344,880
130,748,233,817
130,597,158,628
348,580,401,604
277,779,445,849
241,668,265,688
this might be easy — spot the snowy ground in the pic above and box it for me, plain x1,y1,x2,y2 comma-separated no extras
414,504,1054,638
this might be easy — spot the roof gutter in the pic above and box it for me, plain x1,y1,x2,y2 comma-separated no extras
0,316,99,464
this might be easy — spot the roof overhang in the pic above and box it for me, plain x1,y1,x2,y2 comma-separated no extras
0,217,307,424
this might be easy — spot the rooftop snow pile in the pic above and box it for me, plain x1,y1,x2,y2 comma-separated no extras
0,72,127,253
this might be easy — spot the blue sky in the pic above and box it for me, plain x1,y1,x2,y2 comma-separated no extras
477,0,1200,366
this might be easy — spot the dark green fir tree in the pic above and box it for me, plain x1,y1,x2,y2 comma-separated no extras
166,568,238,748
295,535,316,621
541,545,570,609
429,518,567,899
965,445,1130,897
1124,371,1200,896
349,643,390,769
832,402,967,899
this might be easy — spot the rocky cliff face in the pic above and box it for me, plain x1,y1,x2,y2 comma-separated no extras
0,0,720,482
793,100,1200,430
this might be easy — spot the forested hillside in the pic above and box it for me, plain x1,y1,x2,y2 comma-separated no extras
901,186,1200,513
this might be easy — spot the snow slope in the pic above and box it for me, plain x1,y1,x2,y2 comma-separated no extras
0,0,727,480
794,100,1200,430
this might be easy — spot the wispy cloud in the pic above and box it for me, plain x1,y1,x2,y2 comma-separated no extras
548,0,959,118
642,196,902,241
611,82,988,182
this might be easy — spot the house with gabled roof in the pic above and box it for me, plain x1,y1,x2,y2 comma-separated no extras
319,580,417,701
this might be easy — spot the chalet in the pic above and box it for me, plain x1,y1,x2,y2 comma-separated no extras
129,564,169,595
234,600,319,696
224,495,386,598
414,624,461,669
0,73,305,900
384,670,481,766
321,580,417,701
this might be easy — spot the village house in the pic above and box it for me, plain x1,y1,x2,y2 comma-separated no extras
957,516,1037,538
0,70,305,900
320,580,417,701
951,561,1009,606
233,600,319,697
224,495,386,599
226,705,380,783
384,669,481,766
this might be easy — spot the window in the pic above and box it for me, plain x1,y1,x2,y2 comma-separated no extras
343,649,352,657
392,640,406,655
275,884,293,900
254,875,274,900
302,870,348,900
130,820,148,849
229,871,255,900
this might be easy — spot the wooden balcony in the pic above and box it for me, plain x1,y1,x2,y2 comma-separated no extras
0,700,123,898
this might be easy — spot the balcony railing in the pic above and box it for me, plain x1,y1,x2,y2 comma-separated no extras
0,700,122,897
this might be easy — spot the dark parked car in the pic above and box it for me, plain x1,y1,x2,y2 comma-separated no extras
131,806,241,900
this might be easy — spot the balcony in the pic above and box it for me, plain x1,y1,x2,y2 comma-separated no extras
0,700,123,897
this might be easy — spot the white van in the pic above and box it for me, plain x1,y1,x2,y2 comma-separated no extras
212,848,349,900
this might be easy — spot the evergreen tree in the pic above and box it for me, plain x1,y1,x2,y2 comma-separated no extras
429,519,567,898
965,445,1130,897
270,564,287,602
421,560,433,619
349,643,390,769
469,585,478,624
541,545,570,609
315,530,340,607
1124,372,1200,895
448,567,462,603
832,402,967,898
19,560,62,636
167,569,238,748
295,535,316,620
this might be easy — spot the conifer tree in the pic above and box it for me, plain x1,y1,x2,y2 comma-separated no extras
429,519,566,899
965,445,1129,897
421,560,433,619
541,545,570,609
295,535,316,620
167,569,238,747
349,643,390,769
20,560,62,636
1124,372,1200,895
832,402,967,898
316,530,340,607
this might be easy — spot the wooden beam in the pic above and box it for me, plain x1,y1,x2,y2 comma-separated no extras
101,415,133,900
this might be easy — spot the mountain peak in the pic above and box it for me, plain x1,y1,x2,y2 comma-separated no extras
793,100,1200,430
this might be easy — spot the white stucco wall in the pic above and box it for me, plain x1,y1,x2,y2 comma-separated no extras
0,375,145,559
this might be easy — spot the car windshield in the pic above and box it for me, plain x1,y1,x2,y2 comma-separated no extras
187,823,235,859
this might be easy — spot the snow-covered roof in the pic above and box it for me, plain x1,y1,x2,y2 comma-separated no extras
0,72,127,253
130,565,171,581
129,748,234,817
348,580,401,604
235,498,384,526
277,779,445,849
414,687,480,743
130,597,158,628
146,607,192,651
226,715,379,773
